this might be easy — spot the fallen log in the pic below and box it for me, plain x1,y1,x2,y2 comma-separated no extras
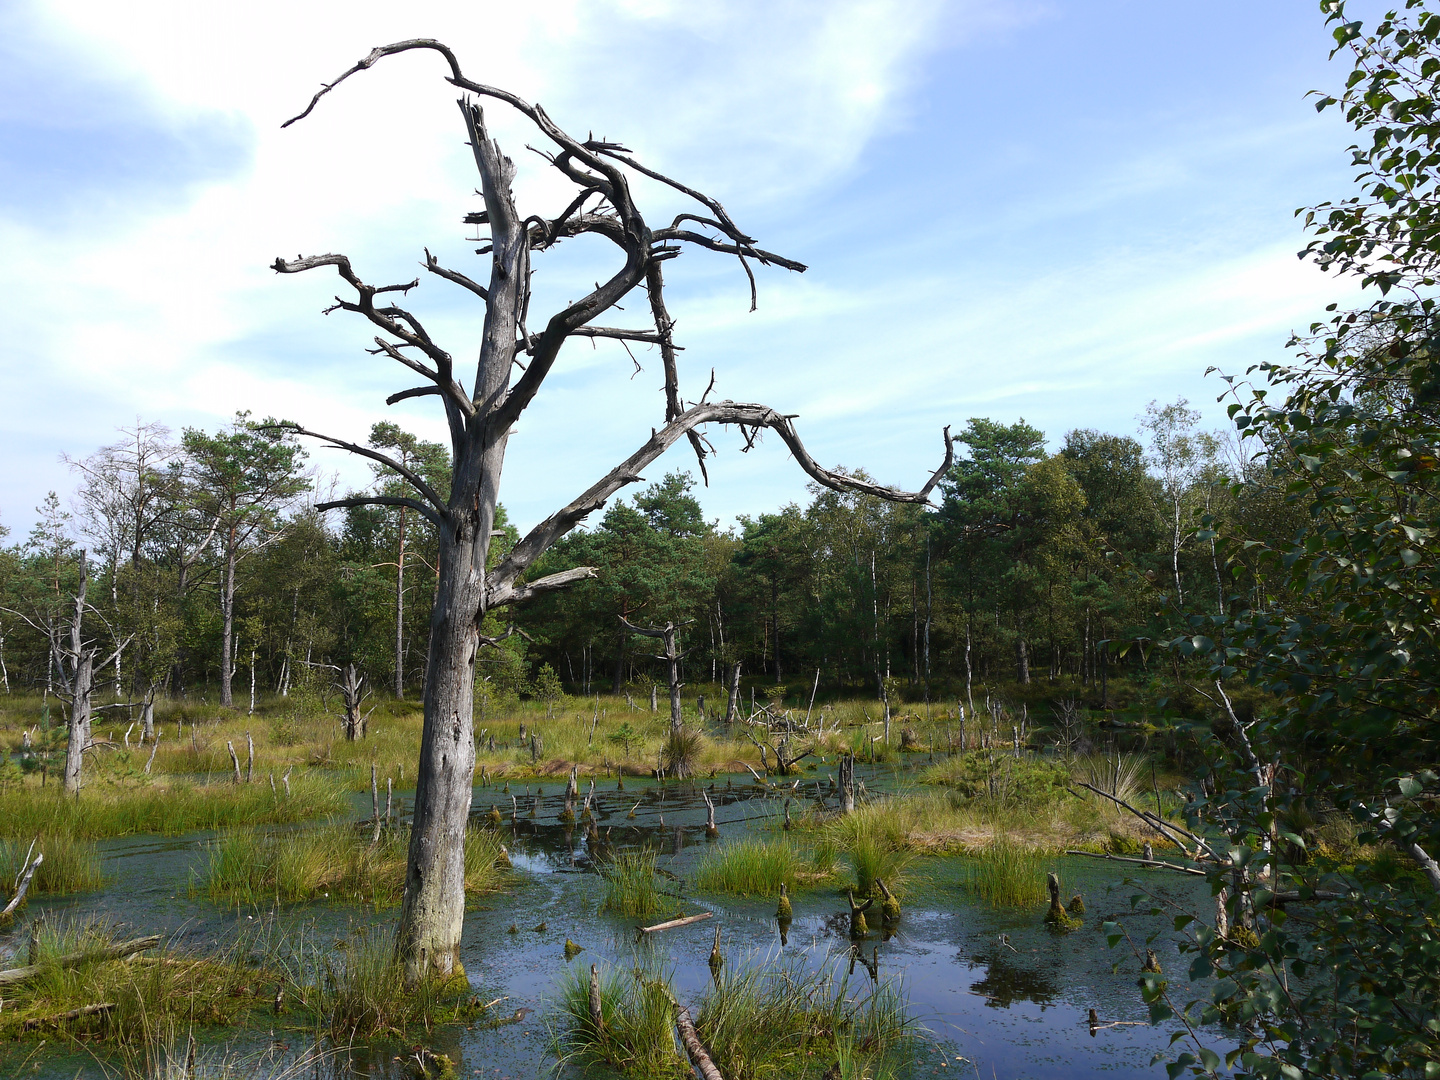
1,851,43,921
637,911,712,935
21,1002,116,1029
1064,849,1205,876
673,996,725,1080
0,935,162,987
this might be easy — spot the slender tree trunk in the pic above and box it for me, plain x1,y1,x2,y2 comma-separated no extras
1015,637,1030,685
220,526,237,708
61,553,95,795
395,506,406,699
725,661,741,724
140,685,156,741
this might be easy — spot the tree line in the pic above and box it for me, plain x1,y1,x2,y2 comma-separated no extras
0,398,1297,713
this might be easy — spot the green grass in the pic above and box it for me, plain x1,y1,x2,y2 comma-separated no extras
698,959,918,1079
691,837,837,897
296,924,484,1041
0,776,346,840
598,850,672,917
962,839,1048,907
558,958,687,1079
200,822,508,907
0,832,105,896
0,914,268,1047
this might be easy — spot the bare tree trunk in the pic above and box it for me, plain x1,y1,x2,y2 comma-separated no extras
622,618,685,736
839,753,855,814
1016,637,1030,685
395,505,406,699
339,663,366,741
725,661,741,724
140,684,156,742
220,527,238,708
60,553,97,796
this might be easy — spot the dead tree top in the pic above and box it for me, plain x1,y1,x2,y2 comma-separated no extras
274,40,953,615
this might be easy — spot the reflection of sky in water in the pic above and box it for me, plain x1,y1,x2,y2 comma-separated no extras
4,767,1227,1079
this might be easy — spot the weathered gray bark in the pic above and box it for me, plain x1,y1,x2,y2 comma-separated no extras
725,661,741,724
338,663,368,741
839,753,855,814
621,617,685,736
276,40,953,984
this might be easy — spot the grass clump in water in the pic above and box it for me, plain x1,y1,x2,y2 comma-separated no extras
0,775,345,840
0,833,105,896
0,914,270,1047
298,925,485,1041
201,822,508,907
698,956,919,1079
692,837,836,897
557,960,687,1079
598,850,671,917
962,839,1047,907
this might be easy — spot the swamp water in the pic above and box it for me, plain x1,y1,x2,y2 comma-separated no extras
2,767,1221,1079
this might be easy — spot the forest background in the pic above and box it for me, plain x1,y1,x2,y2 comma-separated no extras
0,398,1259,718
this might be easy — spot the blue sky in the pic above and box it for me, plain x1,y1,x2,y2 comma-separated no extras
0,0,1365,540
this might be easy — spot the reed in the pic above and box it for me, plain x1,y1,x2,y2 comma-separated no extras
0,832,105,895
692,836,836,897
0,776,345,840
597,849,670,917
962,838,1048,907
697,956,918,1078
556,959,686,1079
201,822,507,907
0,914,268,1048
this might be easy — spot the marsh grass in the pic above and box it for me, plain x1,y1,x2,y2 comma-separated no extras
691,837,837,897
697,957,919,1080
0,776,345,840
201,822,507,907
0,832,105,895
598,850,673,917
962,839,1047,907
297,925,485,1041
557,959,686,1079
0,915,269,1047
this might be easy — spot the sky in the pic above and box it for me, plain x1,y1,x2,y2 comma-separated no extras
0,0,1369,541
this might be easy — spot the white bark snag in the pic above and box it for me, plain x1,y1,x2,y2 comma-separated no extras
620,618,686,736
725,662,741,724
276,40,953,985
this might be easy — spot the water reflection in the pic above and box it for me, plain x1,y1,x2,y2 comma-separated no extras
965,947,1060,1008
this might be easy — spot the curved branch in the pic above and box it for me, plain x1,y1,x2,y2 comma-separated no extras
486,401,954,595
268,424,448,518
316,494,442,530
488,565,599,608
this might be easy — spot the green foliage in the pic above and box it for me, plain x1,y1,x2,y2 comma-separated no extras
557,959,686,1079
0,833,105,896
921,750,1070,806
1144,5,1440,1075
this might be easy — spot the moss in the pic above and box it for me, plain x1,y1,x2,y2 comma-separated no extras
776,882,792,920
1066,894,1086,916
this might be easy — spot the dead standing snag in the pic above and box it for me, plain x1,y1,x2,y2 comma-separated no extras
276,39,953,984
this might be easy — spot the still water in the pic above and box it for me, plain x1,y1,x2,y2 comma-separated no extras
2,769,1222,1079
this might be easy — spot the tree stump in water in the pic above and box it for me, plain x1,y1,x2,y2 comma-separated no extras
846,888,874,938
1044,871,1081,931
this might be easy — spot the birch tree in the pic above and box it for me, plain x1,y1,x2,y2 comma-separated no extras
273,41,952,982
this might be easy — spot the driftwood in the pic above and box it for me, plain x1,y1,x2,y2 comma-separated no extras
0,934,161,987
673,996,725,1080
21,1001,116,1029
637,911,712,935
1,851,43,920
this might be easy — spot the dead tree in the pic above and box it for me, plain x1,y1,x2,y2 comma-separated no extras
7,551,129,796
620,617,689,736
724,662,742,724
336,663,371,741
273,40,953,983
838,753,856,814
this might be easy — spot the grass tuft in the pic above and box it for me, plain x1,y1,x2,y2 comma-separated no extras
557,959,686,1079
598,850,671,917
962,839,1047,908
692,837,836,897
0,833,105,896
201,822,507,907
